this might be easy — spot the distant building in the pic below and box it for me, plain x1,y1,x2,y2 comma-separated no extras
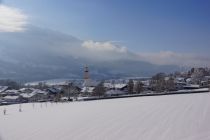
82,66,98,96
83,65,91,87
1,90,20,97
20,89,48,102
3,95,24,104
81,87,95,94
0,86,9,93
105,90,126,97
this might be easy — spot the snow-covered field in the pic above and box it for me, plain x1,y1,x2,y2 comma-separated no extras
1,93,210,140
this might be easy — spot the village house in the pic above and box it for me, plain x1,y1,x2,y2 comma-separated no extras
0,86,9,93
20,89,49,102
1,89,20,97
103,83,128,96
105,89,126,97
81,87,95,96
3,95,25,104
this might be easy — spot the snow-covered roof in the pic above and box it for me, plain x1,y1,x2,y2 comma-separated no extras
1,90,20,96
47,87,61,94
175,77,185,82
103,83,127,89
32,89,48,95
103,83,114,89
3,96,20,100
20,93,37,98
5,90,20,94
0,92,7,96
114,84,127,89
0,86,8,93
81,87,95,93
60,97,68,100
19,88,35,93
186,78,192,83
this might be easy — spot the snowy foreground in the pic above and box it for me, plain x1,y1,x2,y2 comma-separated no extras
1,93,210,140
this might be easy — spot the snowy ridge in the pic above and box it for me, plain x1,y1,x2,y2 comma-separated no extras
1,93,210,140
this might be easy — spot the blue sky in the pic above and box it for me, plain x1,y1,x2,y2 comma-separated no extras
3,0,210,52
1,0,210,66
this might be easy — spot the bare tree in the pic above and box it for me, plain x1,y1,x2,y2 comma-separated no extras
150,73,166,92
36,82,48,90
128,79,134,94
135,80,144,93
93,81,106,98
0,79,20,89
165,77,176,91
62,82,79,101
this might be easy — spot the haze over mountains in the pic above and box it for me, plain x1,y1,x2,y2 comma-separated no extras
1,1,210,82
0,26,181,82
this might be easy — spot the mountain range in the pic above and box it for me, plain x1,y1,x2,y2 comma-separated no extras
0,26,181,82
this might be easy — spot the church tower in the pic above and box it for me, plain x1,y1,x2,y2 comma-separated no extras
84,65,89,80
84,65,90,87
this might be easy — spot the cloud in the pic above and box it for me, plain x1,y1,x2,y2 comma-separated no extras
0,26,136,63
1,25,209,67
138,51,210,67
82,40,127,53
0,5,27,32
79,40,138,61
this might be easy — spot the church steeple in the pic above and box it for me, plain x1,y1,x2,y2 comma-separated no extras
84,65,90,87
84,65,89,80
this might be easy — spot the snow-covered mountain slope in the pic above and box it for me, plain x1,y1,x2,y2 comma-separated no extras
0,26,180,81
1,93,210,140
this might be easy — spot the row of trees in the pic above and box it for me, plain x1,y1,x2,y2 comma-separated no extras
150,73,175,92
128,79,144,94
128,73,176,93
92,82,106,97
92,80,145,97
0,79,21,89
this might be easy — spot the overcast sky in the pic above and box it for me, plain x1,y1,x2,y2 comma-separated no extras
0,0,210,67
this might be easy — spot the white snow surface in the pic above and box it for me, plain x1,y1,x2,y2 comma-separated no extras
1,93,210,140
